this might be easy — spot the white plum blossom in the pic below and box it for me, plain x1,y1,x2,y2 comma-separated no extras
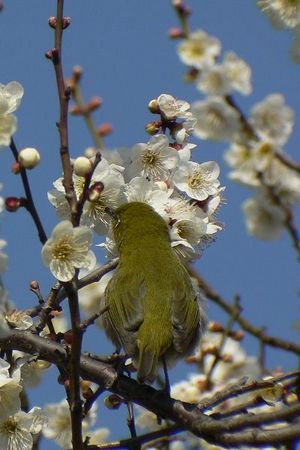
124,176,173,211
43,399,97,449
173,160,220,201
48,157,125,234
127,134,179,181
13,352,50,388
242,194,286,240
264,159,300,205
0,82,24,114
257,0,300,28
157,94,193,120
200,332,260,384
0,407,46,450
177,30,221,68
0,359,22,419
5,310,33,330
78,270,113,320
192,97,240,141
223,51,252,95
250,94,294,145
173,118,197,145
41,220,96,282
196,64,232,96
171,374,207,403
225,141,277,187
0,81,24,148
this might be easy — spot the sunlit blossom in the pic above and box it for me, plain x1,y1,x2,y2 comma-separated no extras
250,94,294,145
173,160,220,201
177,30,221,68
157,94,193,120
242,194,286,240
192,97,240,141
41,220,96,282
127,134,179,181
0,407,46,450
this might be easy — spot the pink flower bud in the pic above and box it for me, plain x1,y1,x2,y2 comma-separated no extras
168,27,185,39
97,122,113,137
87,96,102,112
48,17,57,28
5,197,21,212
11,161,21,174
62,16,71,29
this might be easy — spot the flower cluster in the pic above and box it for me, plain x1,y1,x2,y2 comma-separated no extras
176,27,300,242
256,0,300,64
47,93,223,269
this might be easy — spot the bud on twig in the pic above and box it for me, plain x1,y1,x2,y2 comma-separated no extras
5,197,21,212
97,123,113,137
88,182,104,202
48,17,57,29
62,16,71,29
168,27,185,39
87,96,102,112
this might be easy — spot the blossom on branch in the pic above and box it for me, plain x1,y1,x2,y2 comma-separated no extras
41,220,96,282
0,81,24,148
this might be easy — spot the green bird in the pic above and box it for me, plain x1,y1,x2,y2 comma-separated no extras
102,201,206,384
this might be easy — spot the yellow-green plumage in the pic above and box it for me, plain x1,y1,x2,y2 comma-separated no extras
103,201,206,383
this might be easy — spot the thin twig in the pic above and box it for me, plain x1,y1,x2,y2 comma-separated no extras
190,267,300,356
9,138,47,244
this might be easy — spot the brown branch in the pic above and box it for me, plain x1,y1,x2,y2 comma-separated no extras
64,278,84,450
1,330,300,448
9,138,47,244
51,0,77,225
189,268,300,356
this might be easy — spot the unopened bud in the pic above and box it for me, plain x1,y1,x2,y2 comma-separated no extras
11,161,21,174
184,68,199,83
104,394,123,410
232,330,245,341
62,16,71,29
5,197,21,212
48,17,57,28
69,105,84,115
88,182,104,202
208,321,224,333
18,148,41,169
85,147,97,158
148,98,159,114
72,65,83,82
87,96,102,112
145,121,161,135
168,27,185,39
97,122,113,137
30,280,40,290
73,156,92,177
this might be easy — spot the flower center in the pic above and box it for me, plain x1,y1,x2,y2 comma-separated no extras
2,417,18,434
142,150,160,168
188,171,204,189
52,235,74,260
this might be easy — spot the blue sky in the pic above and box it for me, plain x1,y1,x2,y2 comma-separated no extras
0,1,299,448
